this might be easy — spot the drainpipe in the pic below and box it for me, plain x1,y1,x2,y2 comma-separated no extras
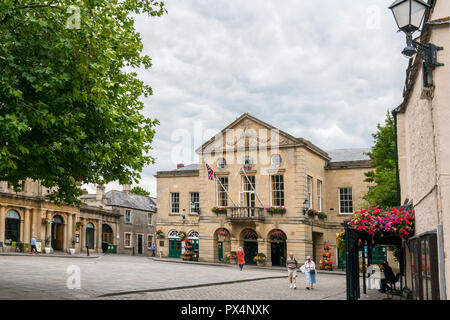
392,109,401,207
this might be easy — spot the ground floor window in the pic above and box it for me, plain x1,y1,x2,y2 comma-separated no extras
147,235,153,249
5,210,21,245
124,232,132,248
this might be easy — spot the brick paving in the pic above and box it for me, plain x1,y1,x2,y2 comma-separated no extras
0,255,388,300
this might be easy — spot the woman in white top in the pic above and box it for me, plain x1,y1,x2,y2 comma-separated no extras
300,256,316,290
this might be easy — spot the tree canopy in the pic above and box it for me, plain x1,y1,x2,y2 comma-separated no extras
363,111,398,208
0,0,165,205
131,186,150,196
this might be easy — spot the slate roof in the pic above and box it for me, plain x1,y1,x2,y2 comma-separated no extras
156,164,200,177
327,148,371,162
104,190,157,212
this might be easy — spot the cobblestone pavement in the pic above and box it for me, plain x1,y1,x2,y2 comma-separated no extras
0,255,385,300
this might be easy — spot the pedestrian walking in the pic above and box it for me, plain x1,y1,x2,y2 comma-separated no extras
286,252,298,289
151,243,156,257
30,237,38,254
300,256,316,290
237,247,245,271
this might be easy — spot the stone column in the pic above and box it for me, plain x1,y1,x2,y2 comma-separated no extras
0,205,5,243
67,213,73,253
62,213,68,251
97,217,103,253
45,210,52,244
19,210,24,242
23,208,31,245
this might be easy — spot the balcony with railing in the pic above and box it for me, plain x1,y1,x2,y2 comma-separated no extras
226,207,265,221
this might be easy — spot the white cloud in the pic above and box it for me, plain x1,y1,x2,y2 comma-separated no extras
95,0,409,196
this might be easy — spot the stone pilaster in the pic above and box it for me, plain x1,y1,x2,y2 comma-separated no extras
67,213,73,252
97,217,103,252
0,205,5,243
23,208,31,244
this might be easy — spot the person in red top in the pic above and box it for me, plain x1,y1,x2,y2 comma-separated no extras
237,247,245,271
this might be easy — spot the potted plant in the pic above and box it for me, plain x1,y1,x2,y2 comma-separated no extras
156,229,164,238
254,253,266,267
307,209,319,219
226,251,237,264
44,236,51,254
69,238,76,255
182,239,195,261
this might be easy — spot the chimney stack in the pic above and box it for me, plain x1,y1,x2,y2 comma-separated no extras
96,185,105,200
82,188,89,195
122,184,131,194
177,163,184,169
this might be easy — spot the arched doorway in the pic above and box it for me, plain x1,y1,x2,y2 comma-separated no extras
188,230,199,259
242,229,258,265
168,230,181,258
269,229,287,267
51,215,64,250
214,228,231,262
86,222,95,250
5,210,21,245
102,224,113,253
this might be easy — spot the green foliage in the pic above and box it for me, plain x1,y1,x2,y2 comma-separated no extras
131,186,150,196
0,1,166,205
363,111,398,208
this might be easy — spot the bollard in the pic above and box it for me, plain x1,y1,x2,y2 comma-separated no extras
132,247,135,256
86,245,89,256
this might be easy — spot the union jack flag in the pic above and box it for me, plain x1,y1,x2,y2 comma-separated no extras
206,163,216,181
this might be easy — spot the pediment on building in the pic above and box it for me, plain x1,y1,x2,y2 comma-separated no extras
196,113,299,154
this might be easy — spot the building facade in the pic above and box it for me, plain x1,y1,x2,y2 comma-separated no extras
395,0,450,300
156,113,373,266
0,180,120,254
80,185,157,256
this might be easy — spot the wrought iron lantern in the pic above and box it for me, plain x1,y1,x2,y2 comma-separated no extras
389,0,444,86
302,199,310,215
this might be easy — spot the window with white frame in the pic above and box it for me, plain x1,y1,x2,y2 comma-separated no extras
217,177,228,207
124,210,131,223
147,235,153,248
190,192,200,214
271,175,284,206
124,232,132,247
339,187,353,214
317,180,322,212
307,176,313,208
170,192,179,214
147,213,153,225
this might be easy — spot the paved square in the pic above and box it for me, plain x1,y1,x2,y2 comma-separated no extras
0,255,383,300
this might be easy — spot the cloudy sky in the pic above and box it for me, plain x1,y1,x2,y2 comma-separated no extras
85,0,410,196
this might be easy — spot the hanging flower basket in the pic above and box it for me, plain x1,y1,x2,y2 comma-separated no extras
41,217,50,225
242,229,258,240
178,231,187,241
270,230,285,241
156,230,164,238
265,206,286,214
75,222,83,230
217,228,230,238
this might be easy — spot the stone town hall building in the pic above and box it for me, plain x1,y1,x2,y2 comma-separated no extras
156,113,374,266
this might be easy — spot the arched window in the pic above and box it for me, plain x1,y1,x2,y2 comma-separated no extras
102,224,113,244
5,210,20,245
168,230,179,238
188,230,199,239
242,229,258,240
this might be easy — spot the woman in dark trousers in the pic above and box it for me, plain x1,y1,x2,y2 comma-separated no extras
237,247,245,271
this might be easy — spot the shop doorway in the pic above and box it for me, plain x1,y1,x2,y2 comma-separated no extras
86,222,95,249
51,215,64,250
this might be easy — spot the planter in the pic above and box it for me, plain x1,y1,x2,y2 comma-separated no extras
69,248,76,255
256,261,266,267
182,255,193,261
44,247,51,254
229,259,237,265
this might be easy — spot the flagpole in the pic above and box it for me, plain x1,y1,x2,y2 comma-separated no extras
239,166,264,207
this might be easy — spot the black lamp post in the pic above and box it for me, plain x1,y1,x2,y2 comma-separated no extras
389,0,443,85
302,199,310,215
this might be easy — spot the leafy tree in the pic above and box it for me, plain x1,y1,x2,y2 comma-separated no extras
131,186,150,196
363,111,398,208
0,0,165,205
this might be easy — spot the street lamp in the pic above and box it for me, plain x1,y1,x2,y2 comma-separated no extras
389,0,444,86
302,199,310,215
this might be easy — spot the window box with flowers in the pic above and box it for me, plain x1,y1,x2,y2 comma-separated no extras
317,212,327,220
156,230,164,239
225,251,237,264
212,207,227,214
253,253,266,267
265,206,286,214
41,217,50,225
307,209,319,219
